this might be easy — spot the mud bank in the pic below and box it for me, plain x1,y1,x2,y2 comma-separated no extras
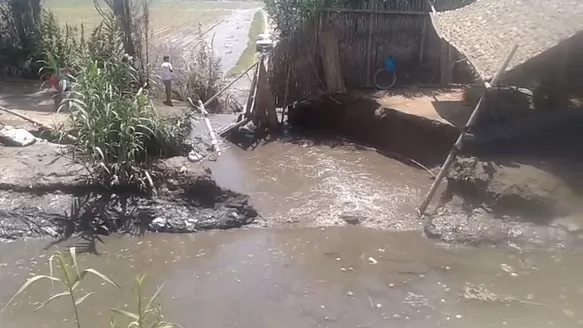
0,143,259,240
287,92,458,168
287,91,583,246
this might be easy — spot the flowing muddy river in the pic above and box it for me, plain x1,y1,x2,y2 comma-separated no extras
1,136,582,327
1,229,583,327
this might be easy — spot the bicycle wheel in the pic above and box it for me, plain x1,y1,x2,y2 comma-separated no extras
373,68,397,90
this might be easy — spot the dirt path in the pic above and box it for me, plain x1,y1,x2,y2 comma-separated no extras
208,8,260,73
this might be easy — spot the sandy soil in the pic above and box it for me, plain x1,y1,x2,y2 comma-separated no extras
371,87,472,128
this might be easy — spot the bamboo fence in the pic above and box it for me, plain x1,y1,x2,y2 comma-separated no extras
269,0,473,107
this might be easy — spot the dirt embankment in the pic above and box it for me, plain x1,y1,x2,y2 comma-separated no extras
287,91,583,247
0,143,259,241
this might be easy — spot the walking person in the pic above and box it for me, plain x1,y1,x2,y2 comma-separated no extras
160,55,174,106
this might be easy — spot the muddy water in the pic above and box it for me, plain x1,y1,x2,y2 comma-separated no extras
2,228,583,327
1,132,583,326
208,138,430,229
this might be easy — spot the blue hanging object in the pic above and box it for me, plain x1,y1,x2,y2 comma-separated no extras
385,56,397,73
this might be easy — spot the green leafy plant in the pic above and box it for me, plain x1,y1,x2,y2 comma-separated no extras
62,55,182,191
110,275,177,328
1,248,178,328
1,247,120,328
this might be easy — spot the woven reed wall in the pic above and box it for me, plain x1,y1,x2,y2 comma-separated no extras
269,0,474,107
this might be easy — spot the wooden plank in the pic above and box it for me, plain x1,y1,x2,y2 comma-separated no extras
417,43,519,218
419,17,428,63
320,8,429,15
439,38,451,84
365,14,375,87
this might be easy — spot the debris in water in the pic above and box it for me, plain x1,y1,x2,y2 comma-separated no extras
336,257,341,261
376,303,383,309
500,263,514,274
456,314,462,319
347,291,354,297
340,267,347,272
368,257,378,264
563,309,575,318
389,283,395,288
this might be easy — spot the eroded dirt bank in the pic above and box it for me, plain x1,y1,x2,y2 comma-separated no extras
287,91,583,247
0,143,258,240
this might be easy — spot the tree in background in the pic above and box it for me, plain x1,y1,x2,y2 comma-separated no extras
0,0,43,77
263,0,366,36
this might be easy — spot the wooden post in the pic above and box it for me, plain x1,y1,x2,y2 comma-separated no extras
439,39,451,85
365,13,375,87
417,44,518,217
419,16,427,63
245,62,260,117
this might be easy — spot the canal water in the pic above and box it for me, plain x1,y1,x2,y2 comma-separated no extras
1,136,582,327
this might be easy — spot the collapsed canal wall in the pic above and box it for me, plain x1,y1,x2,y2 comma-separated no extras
287,91,583,246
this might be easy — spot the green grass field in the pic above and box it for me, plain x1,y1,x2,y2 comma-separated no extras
45,0,259,35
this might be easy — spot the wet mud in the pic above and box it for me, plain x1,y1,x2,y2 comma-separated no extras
0,143,259,240
286,92,583,246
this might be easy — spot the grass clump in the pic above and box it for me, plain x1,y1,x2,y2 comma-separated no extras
43,3,188,192
1,247,178,328
65,57,179,191
226,10,265,78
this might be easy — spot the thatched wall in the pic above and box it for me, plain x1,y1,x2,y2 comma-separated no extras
269,0,473,107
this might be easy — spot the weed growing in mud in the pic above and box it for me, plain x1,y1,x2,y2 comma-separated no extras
1,247,178,328
1,247,119,328
111,275,177,328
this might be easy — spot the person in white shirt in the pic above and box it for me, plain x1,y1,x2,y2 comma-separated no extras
160,55,174,106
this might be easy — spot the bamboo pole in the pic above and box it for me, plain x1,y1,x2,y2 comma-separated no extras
188,98,222,156
203,61,258,108
0,105,77,143
365,13,375,87
417,43,518,218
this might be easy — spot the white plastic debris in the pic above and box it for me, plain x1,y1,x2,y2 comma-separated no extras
0,126,36,147
187,150,203,162
368,257,378,264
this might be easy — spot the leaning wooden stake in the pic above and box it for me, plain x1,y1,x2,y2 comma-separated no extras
417,44,518,217
203,61,258,108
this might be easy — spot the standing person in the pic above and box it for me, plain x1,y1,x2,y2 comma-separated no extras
160,55,174,106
